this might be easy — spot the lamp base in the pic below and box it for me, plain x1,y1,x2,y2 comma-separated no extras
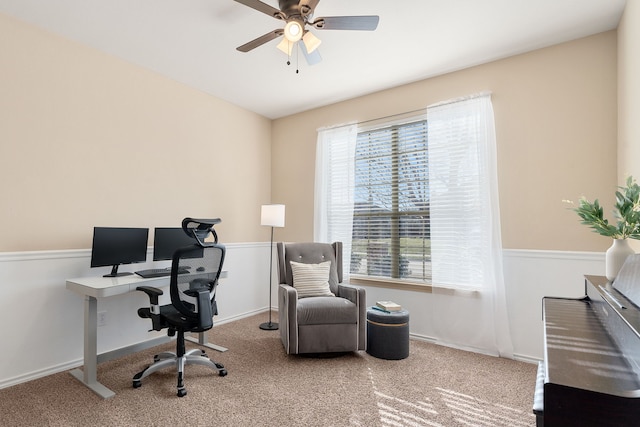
259,321,279,331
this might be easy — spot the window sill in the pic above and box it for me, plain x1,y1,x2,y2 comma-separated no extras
348,276,433,293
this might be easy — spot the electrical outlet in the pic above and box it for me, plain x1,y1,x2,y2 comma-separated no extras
98,311,108,327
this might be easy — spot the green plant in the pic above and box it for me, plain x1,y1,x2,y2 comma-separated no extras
571,176,640,239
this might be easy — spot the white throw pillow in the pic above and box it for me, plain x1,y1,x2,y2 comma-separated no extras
290,260,335,298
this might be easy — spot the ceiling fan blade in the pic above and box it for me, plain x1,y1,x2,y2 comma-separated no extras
237,29,284,52
312,15,379,31
233,0,283,19
300,42,322,65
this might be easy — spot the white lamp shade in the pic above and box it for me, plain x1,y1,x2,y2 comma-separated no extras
261,204,285,227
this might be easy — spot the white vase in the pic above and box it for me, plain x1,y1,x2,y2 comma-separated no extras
605,238,635,281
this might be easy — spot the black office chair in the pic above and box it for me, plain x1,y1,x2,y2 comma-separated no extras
134,218,227,397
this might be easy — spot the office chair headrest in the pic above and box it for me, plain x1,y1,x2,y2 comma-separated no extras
182,217,221,246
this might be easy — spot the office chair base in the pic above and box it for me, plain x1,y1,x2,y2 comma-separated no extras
153,351,175,362
133,348,227,397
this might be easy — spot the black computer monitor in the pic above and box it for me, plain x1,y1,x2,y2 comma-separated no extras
153,227,203,261
90,227,149,277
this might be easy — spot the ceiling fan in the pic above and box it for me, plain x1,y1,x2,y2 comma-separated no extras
233,0,379,65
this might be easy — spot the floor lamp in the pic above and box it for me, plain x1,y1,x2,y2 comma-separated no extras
260,204,285,331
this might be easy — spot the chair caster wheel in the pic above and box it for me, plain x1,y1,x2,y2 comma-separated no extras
219,369,227,377
177,389,187,397
133,380,141,388
215,362,224,369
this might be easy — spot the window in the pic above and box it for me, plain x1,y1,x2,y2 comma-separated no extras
350,119,431,283
315,93,500,291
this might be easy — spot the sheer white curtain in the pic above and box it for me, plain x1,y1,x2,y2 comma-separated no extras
427,94,513,357
314,124,358,278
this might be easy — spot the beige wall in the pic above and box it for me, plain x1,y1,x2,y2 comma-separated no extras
0,13,273,251
0,11,624,253
618,1,640,253
272,31,618,252
618,1,640,181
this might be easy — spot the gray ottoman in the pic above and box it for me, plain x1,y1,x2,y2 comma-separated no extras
366,307,410,360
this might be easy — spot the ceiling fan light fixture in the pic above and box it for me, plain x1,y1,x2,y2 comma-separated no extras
276,37,295,56
283,20,303,43
302,31,321,54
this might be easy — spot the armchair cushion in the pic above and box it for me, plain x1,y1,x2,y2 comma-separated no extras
290,260,335,298
297,296,357,325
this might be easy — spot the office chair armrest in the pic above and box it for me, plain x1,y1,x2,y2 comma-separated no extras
136,286,163,305
136,286,164,331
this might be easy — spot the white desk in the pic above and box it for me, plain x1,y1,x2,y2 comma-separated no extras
66,271,227,399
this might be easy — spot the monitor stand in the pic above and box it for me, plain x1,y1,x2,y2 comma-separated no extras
103,264,133,278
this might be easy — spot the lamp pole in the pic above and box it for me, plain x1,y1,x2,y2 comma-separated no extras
260,226,278,330
259,204,285,331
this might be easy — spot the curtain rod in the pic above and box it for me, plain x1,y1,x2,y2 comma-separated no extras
317,91,492,132
357,107,427,127
316,108,425,132
427,91,492,109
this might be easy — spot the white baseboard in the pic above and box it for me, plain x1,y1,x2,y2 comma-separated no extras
0,360,81,390
411,332,541,365
512,354,542,365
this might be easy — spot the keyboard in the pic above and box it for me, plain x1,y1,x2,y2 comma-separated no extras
135,268,189,278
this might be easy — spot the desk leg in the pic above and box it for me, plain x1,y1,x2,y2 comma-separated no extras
69,295,115,399
185,332,228,353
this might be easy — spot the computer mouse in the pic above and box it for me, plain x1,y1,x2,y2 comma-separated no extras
196,267,205,272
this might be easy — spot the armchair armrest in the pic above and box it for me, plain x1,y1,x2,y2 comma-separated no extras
278,284,299,354
337,283,365,306
337,283,367,351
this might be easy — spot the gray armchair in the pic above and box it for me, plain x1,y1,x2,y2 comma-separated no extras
277,242,366,354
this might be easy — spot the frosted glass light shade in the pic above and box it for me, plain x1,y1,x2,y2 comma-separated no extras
261,204,285,227
302,31,322,54
284,21,303,42
276,37,295,56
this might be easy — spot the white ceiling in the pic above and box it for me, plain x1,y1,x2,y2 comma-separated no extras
0,0,627,119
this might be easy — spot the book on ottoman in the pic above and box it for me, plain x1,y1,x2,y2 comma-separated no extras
375,301,402,312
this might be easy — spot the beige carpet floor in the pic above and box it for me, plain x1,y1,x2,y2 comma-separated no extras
0,312,537,426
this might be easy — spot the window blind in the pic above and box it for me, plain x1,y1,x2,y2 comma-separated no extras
351,117,431,282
